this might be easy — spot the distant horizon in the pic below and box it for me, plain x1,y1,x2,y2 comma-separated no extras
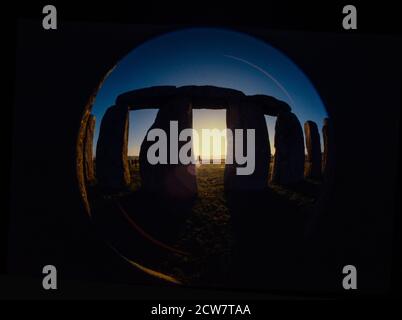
95,152,319,160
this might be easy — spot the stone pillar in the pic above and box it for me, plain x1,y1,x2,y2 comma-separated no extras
83,114,96,184
322,117,334,178
224,99,270,192
76,111,92,215
304,120,322,179
139,96,197,199
96,105,130,189
270,111,305,185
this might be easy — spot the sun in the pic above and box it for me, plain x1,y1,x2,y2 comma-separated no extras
192,109,227,161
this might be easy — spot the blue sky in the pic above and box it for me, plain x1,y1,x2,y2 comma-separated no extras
91,28,327,156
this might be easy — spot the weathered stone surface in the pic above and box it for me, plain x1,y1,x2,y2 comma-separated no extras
96,105,130,189
76,66,115,215
304,120,322,179
116,86,177,108
116,85,290,115
224,100,270,191
247,95,291,116
139,97,197,198
322,117,334,178
178,85,244,108
76,111,91,215
270,111,305,185
83,114,96,184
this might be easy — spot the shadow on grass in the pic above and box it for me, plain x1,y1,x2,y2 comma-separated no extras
87,164,323,289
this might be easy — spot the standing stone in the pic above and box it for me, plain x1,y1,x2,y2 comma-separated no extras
224,99,270,192
304,120,322,179
83,114,96,184
96,105,130,189
139,97,197,199
76,111,92,215
322,117,334,178
270,111,305,185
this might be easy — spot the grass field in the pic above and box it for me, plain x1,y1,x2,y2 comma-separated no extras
119,163,322,285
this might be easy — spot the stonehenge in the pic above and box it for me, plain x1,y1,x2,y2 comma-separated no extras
270,111,305,185
322,117,334,178
304,120,322,179
224,101,271,191
139,96,197,198
83,114,96,184
91,85,331,195
95,104,130,189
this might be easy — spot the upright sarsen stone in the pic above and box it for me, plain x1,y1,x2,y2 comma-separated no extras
322,117,334,178
96,105,130,189
139,97,197,199
270,111,305,185
224,99,270,191
76,111,92,215
304,120,322,179
83,114,96,184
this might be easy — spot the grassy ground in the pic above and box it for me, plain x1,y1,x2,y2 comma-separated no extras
125,164,233,284
116,163,321,285
162,164,233,285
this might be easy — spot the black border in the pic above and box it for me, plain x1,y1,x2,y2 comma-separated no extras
3,1,401,301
